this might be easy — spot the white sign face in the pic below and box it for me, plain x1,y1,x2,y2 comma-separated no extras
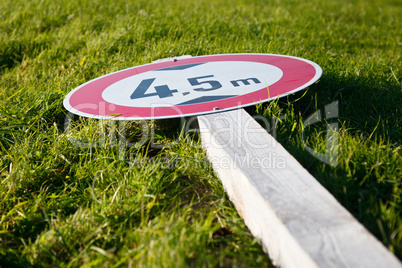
101,61,283,108
63,54,322,120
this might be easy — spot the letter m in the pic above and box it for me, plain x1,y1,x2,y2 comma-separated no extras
230,78,261,87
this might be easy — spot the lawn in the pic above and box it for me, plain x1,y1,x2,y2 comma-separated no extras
0,0,400,267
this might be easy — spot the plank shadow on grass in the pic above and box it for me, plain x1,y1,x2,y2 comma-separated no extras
247,72,401,260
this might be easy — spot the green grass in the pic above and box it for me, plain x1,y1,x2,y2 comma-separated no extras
0,0,401,266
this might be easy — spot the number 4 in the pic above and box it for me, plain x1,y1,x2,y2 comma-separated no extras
130,78,178,99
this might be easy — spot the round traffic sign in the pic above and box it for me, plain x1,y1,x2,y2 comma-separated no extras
63,54,322,120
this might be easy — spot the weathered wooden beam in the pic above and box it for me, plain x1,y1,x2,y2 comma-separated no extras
197,108,401,268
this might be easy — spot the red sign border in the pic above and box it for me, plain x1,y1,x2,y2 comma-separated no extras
63,54,322,120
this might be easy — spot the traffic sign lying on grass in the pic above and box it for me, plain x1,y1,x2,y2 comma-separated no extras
63,54,322,120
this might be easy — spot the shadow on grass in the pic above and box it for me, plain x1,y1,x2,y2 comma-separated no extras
0,39,52,72
0,251,31,268
299,72,401,143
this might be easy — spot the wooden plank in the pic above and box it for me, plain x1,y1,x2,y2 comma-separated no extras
197,108,401,268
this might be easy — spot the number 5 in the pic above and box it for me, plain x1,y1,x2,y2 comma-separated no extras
188,75,222,91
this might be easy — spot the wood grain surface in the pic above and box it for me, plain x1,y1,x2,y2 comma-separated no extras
198,108,401,268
